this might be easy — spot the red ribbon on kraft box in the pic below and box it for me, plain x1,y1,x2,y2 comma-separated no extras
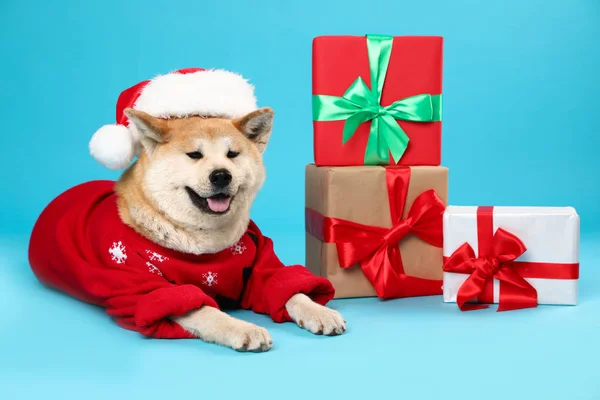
443,206,580,311
305,167,446,299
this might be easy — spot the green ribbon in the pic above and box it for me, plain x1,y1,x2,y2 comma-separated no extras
312,34,442,165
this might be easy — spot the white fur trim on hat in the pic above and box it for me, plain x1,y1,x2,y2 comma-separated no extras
89,124,138,170
134,69,257,119
89,68,258,169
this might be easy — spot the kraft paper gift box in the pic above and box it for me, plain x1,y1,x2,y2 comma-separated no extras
442,206,580,311
312,34,443,167
305,164,448,299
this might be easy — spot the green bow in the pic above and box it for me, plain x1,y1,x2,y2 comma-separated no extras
312,34,442,165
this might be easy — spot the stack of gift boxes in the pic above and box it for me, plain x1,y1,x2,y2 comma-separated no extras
305,34,580,311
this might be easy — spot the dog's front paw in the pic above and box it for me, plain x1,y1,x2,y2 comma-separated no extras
285,293,346,336
225,319,273,352
297,305,346,336
173,306,272,352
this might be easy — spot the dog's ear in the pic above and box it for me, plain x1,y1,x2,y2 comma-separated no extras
232,107,274,153
124,108,170,154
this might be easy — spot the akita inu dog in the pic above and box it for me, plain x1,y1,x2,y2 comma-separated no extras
28,68,345,352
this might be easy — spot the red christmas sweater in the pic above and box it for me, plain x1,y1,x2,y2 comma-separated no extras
28,180,335,339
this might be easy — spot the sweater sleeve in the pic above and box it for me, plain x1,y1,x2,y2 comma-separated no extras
104,279,219,339
67,260,219,339
239,223,335,323
100,241,222,338
54,234,218,339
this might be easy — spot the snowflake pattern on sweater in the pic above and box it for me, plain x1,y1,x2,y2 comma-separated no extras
109,241,127,264
230,240,246,255
146,262,163,276
202,271,218,287
146,250,169,263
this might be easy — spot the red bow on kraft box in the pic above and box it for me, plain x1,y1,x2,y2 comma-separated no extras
443,206,580,311
306,167,446,299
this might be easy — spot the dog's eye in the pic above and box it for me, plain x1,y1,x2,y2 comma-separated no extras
227,151,240,159
186,151,203,160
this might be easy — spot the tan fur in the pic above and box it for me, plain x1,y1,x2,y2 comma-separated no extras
113,108,345,352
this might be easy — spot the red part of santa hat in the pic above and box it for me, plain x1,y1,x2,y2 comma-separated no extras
89,68,258,170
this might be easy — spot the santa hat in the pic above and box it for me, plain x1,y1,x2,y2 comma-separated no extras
89,68,258,170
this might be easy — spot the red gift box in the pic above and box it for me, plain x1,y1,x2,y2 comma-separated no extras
312,35,443,166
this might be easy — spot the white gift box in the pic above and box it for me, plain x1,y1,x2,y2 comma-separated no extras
443,206,580,306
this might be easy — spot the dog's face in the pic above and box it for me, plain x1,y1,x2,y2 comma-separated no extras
124,107,274,231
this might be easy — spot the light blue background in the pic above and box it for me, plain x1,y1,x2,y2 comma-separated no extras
1,1,599,399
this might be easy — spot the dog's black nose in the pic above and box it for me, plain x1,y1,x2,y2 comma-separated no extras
209,169,232,188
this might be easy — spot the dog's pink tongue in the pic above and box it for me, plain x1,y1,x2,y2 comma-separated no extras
207,197,231,212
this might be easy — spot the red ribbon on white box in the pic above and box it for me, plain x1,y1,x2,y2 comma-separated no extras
443,206,579,311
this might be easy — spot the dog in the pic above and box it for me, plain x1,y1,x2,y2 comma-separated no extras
123,107,346,349
28,69,346,352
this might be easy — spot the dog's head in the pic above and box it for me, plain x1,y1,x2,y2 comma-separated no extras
123,107,274,231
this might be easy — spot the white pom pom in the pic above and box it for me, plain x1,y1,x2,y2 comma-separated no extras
89,125,137,170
